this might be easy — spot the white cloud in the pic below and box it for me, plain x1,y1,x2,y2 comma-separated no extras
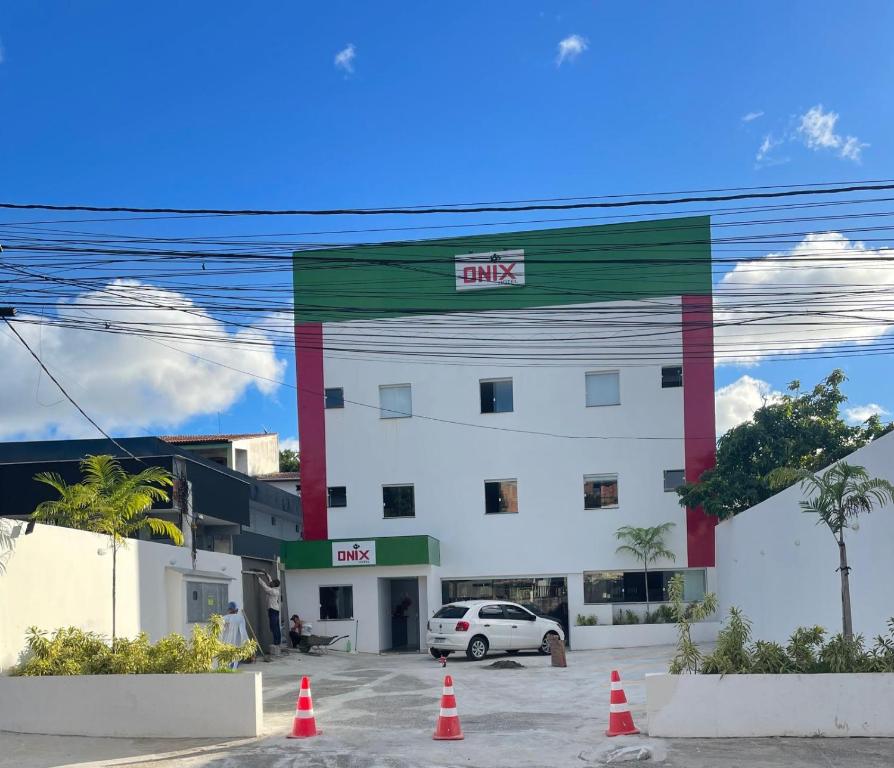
798,105,867,162
715,376,783,435
742,111,764,122
756,133,780,162
715,232,894,364
0,281,286,440
556,34,588,66
844,403,890,425
280,436,300,452
334,43,356,74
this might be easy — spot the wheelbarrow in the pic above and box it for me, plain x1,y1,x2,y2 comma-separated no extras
297,633,350,654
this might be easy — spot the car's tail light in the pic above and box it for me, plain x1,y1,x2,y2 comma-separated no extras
455,620,470,632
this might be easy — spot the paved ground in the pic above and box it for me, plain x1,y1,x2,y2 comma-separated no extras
2,646,894,767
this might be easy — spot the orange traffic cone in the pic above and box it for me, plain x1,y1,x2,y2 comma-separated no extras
287,676,321,738
433,674,464,740
605,670,640,737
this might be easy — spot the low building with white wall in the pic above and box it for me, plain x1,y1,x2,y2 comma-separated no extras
715,432,894,643
285,218,718,653
0,522,244,671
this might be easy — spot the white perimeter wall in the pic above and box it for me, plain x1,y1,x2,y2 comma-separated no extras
716,432,894,643
0,522,244,671
322,301,693,578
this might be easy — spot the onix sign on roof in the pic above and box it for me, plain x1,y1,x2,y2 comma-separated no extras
455,249,525,291
332,540,376,566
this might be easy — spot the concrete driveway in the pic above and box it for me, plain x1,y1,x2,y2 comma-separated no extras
1,646,893,767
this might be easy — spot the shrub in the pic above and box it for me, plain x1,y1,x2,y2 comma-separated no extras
671,608,894,675
576,614,599,626
11,616,256,676
614,609,641,625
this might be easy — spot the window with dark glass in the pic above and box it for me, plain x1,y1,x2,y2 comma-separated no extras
327,486,347,508
480,378,514,413
584,474,619,509
478,605,505,619
484,479,518,514
663,470,685,492
319,585,353,619
433,605,469,619
661,366,683,388
325,387,345,409
383,484,415,518
583,569,706,604
503,604,536,621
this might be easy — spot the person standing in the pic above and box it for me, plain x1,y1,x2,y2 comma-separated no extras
255,572,283,649
221,601,249,669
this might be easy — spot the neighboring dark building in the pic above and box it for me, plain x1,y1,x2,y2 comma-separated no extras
0,436,301,559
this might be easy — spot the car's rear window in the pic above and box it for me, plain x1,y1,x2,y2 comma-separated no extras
433,605,469,619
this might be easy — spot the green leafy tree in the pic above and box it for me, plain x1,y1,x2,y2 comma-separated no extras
677,370,891,520
31,455,183,641
768,462,894,641
279,449,300,472
615,522,676,615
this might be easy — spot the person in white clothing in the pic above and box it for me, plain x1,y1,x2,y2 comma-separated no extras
255,572,283,647
221,601,249,669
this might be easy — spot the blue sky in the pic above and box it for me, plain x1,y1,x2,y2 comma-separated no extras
2,2,894,446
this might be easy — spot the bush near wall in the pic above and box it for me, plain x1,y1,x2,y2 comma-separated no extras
672,607,894,675
11,616,256,676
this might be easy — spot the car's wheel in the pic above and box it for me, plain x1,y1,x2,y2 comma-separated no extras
505,649,520,655
539,631,559,655
466,635,489,661
430,648,452,659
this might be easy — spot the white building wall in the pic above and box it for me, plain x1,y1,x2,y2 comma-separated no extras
284,565,439,653
0,523,244,671
716,432,894,643
322,301,693,583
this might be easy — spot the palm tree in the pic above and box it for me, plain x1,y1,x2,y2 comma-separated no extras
31,455,183,641
615,523,676,616
769,462,894,640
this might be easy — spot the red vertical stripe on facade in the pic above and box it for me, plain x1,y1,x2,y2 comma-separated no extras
682,294,717,567
295,322,328,541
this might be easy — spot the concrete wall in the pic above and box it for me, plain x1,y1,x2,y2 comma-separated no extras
715,432,894,643
573,621,719,650
0,673,262,737
232,435,279,477
285,565,439,653
646,673,894,737
0,522,244,671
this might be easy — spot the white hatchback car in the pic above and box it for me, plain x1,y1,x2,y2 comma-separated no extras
426,600,565,661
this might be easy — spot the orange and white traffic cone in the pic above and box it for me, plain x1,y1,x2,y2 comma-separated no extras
605,670,640,737
287,676,321,738
433,674,464,740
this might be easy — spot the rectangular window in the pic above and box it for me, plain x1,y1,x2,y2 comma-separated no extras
325,387,345,409
383,484,415,518
379,384,412,419
585,371,620,407
484,479,518,514
186,581,228,623
319,585,353,620
663,469,685,492
480,378,514,413
584,474,619,509
661,366,683,388
583,569,706,604
327,486,347,508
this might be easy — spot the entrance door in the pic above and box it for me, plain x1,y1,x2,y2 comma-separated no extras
387,578,420,651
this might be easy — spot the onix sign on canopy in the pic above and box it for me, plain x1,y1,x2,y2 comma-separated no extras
455,249,525,291
332,540,376,566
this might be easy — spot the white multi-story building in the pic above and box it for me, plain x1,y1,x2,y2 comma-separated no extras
284,217,717,652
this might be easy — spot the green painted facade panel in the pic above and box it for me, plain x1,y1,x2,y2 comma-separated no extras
293,216,711,322
281,535,441,570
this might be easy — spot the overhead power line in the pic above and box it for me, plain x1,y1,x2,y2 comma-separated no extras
4,181,894,217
